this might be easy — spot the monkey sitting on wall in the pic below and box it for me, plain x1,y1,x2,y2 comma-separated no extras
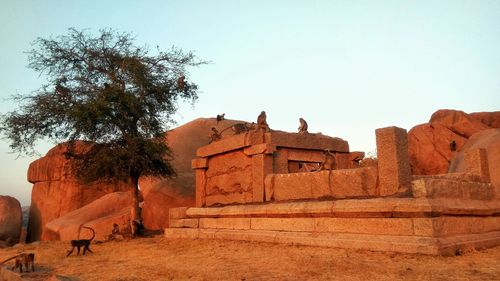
1,252,35,273
316,149,337,171
66,226,95,257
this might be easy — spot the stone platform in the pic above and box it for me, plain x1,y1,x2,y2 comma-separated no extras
165,198,500,255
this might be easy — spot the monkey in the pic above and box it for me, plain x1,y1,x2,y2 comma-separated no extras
66,226,95,257
216,113,225,122
177,75,185,91
298,118,308,134
316,149,337,171
255,111,270,132
1,253,35,273
112,223,120,235
450,140,457,152
210,127,222,143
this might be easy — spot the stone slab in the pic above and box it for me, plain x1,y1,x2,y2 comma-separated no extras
196,133,249,157
165,227,500,255
191,158,208,169
411,178,493,200
199,218,251,230
169,218,199,228
265,132,349,152
267,167,378,201
243,144,276,156
185,198,500,218
169,207,189,219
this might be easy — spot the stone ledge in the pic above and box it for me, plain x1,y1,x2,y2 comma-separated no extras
185,198,500,218
412,178,493,200
169,216,500,237
164,228,500,255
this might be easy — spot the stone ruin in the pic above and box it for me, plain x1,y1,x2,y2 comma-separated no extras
165,116,500,255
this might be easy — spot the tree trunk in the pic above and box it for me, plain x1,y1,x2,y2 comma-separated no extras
130,175,142,236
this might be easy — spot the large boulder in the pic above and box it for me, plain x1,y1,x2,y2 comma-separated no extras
408,109,495,175
469,111,500,128
0,196,22,245
27,142,134,242
140,117,244,229
449,129,500,197
408,123,467,175
44,191,134,241
429,109,491,138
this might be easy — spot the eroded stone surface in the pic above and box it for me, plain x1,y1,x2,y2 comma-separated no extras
267,167,378,201
408,123,467,175
376,126,411,196
204,150,253,206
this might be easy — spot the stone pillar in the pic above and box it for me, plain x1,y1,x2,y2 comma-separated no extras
375,126,411,196
192,158,208,207
465,148,490,182
273,149,289,174
252,154,274,203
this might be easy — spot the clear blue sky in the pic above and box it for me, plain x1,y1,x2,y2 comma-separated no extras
1,1,499,205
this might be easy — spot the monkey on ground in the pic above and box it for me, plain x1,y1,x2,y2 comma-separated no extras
66,226,95,257
1,252,35,273
298,118,308,134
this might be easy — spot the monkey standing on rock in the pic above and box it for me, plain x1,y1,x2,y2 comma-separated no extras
1,252,35,273
66,226,95,257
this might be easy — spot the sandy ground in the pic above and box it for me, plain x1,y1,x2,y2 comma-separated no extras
1,236,499,281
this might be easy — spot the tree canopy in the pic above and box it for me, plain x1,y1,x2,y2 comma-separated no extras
1,28,206,185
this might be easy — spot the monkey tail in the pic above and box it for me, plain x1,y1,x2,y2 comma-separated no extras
82,226,95,241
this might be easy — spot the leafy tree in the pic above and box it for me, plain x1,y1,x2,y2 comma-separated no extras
1,28,206,232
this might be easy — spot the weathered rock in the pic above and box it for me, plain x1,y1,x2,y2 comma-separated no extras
44,191,134,241
141,185,195,230
429,109,491,138
0,196,22,245
469,111,500,128
408,123,467,175
449,129,500,197
27,142,135,242
139,118,243,229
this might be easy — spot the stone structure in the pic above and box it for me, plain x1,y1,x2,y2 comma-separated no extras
191,129,370,207
166,119,500,255
376,126,411,196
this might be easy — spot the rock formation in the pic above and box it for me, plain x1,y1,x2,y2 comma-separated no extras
44,191,134,241
27,141,135,241
408,110,499,175
449,128,500,195
0,196,22,246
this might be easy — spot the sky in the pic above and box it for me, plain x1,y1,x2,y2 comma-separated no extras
0,1,499,205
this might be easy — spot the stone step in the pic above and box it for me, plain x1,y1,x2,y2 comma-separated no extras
164,228,500,255
176,198,500,219
169,216,500,237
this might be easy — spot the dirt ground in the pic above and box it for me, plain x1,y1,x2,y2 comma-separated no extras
1,236,499,281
